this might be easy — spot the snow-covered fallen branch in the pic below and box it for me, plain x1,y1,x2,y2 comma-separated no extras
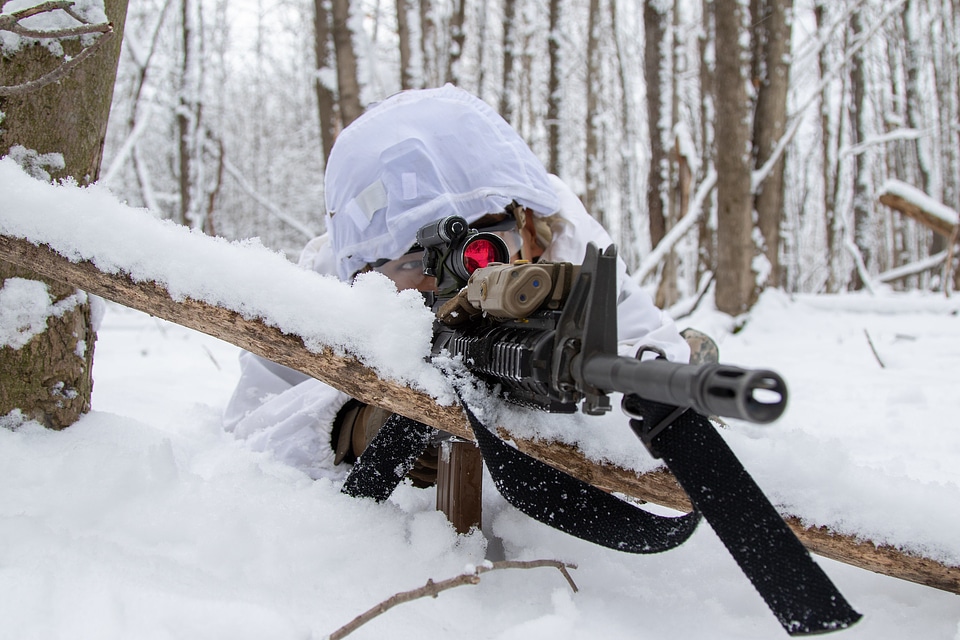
877,251,948,284
879,180,960,239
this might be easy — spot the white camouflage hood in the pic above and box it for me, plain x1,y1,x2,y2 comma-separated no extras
324,85,560,281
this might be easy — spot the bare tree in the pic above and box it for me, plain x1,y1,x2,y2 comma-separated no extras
396,0,416,89
0,0,128,428
445,0,466,84
714,0,758,314
314,0,338,161
177,0,204,228
546,0,561,176
419,0,438,86
696,0,717,287
584,0,602,224
848,7,873,290
816,1,846,293
751,0,794,288
610,0,640,270
331,0,363,127
499,0,517,122
644,0,668,251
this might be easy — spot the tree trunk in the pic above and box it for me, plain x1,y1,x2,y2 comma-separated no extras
313,0,338,163
644,0,668,250
584,0,602,225
610,0,639,270
0,0,128,429
714,0,757,315
445,0,466,85
331,0,363,128
849,9,872,290
546,0,561,176
656,0,681,309
419,0,437,86
752,0,793,289
697,0,716,285
177,0,202,228
901,0,940,283
499,0,517,123
396,0,415,89
816,1,844,293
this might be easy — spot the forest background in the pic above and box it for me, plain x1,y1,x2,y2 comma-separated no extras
3,0,960,433
3,0,959,322
84,0,960,320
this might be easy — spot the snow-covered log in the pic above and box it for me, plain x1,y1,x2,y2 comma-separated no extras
1,230,959,596
879,180,960,239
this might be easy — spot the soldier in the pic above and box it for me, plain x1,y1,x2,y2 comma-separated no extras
223,85,693,482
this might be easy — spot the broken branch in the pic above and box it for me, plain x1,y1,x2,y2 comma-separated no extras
327,559,578,640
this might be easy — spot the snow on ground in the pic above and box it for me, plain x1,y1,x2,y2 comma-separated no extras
2,296,959,640
2,157,960,638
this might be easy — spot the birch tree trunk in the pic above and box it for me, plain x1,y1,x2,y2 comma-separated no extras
0,0,128,428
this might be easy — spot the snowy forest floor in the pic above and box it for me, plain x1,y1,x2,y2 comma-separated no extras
1,292,959,639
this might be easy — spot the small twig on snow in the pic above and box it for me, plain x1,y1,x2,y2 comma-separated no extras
863,329,886,369
326,559,578,640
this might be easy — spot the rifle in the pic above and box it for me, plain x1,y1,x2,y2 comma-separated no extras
345,215,860,636
419,215,787,423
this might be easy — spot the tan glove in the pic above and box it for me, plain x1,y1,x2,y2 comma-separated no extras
333,401,391,464
333,401,439,487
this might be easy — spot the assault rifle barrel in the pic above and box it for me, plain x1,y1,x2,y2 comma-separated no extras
581,354,787,424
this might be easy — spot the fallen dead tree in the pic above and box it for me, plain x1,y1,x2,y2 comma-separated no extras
879,181,960,291
879,180,960,240
1,232,959,595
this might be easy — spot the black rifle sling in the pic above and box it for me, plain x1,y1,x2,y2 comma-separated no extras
342,413,436,502
459,396,701,554
624,395,862,636
343,399,700,552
